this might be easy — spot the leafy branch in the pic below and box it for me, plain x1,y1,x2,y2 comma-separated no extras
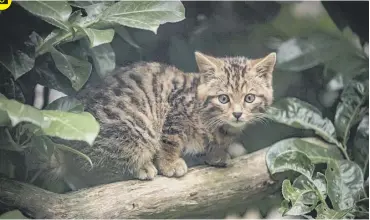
265,24,369,219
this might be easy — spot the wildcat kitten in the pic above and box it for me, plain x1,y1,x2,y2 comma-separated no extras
72,51,276,181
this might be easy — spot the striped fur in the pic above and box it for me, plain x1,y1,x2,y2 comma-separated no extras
69,51,276,182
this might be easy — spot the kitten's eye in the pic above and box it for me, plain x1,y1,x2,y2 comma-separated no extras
218,94,230,104
245,94,255,103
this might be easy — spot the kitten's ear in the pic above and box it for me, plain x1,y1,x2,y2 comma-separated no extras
195,51,222,73
251,52,276,79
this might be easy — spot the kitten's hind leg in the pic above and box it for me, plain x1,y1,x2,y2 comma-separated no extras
155,134,188,178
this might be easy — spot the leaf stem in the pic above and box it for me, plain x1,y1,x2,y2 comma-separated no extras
35,20,98,56
337,143,351,160
363,156,369,174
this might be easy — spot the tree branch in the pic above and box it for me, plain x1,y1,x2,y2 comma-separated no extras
0,147,282,219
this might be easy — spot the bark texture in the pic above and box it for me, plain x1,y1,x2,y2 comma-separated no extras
0,147,282,219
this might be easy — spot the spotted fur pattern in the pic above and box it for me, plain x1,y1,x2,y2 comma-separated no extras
72,51,276,181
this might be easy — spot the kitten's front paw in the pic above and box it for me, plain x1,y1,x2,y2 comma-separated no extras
133,162,158,180
157,158,188,177
205,152,231,168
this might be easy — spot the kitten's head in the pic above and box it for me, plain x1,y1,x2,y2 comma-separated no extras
195,51,276,130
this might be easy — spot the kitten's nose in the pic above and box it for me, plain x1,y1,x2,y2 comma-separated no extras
232,112,242,119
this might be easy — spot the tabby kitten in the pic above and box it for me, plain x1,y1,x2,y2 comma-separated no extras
74,51,276,181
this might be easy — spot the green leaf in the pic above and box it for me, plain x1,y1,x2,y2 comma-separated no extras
29,32,44,48
270,2,340,38
275,37,323,72
266,143,314,179
34,61,77,97
0,96,44,127
293,172,327,201
69,3,113,28
101,1,185,34
325,160,364,210
50,48,92,91
0,95,99,146
279,199,290,216
41,110,99,146
312,172,327,200
334,80,369,143
82,40,116,78
267,97,338,145
114,26,141,49
69,1,105,8
55,143,93,169
0,46,35,80
17,1,72,31
353,115,369,173
275,32,366,73
281,180,317,216
325,26,369,77
44,96,84,113
36,29,74,56
84,2,114,17
267,137,342,165
79,28,115,48
315,204,354,219
0,210,28,219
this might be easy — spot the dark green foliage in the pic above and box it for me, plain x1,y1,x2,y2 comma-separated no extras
265,20,369,220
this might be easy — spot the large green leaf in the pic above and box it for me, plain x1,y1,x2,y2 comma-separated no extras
44,96,84,113
41,110,99,146
334,80,369,143
82,40,116,78
0,46,35,80
267,97,338,145
0,96,44,127
266,144,314,179
17,1,72,31
266,137,342,165
353,115,369,173
293,172,327,201
69,3,112,29
275,32,366,73
325,160,364,210
101,1,185,34
0,95,99,146
315,204,354,219
69,1,106,8
281,180,317,216
79,28,115,48
50,48,92,91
